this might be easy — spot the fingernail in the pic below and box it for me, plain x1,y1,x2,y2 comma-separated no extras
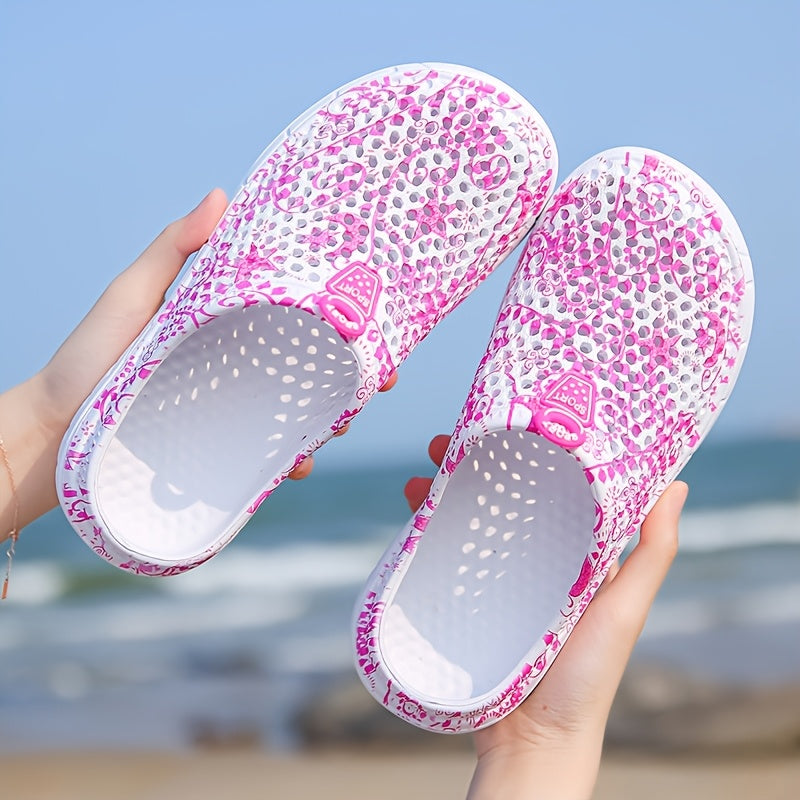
669,481,689,514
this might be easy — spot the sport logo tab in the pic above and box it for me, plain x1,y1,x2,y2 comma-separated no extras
533,371,596,449
319,263,382,337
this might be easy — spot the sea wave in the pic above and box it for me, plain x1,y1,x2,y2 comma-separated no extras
1,561,67,606
677,500,800,552
0,592,310,650
643,581,800,639
162,540,388,597
4,504,799,609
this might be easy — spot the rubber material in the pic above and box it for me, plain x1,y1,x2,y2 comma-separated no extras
57,63,557,574
353,147,754,732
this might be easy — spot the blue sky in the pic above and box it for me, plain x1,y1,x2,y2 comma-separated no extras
1,0,798,467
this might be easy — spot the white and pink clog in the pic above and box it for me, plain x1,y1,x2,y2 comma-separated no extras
354,147,754,732
56,64,557,575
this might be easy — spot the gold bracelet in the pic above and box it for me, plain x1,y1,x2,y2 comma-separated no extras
0,432,20,600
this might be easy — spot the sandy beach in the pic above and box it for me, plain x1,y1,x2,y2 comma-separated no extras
3,659,799,799
5,671,800,800
2,749,799,800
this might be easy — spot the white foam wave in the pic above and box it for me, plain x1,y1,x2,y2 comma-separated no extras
4,505,798,613
0,593,308,650
678,501,800,552
162,539,388,597
642,581,800,639
1,562,67,605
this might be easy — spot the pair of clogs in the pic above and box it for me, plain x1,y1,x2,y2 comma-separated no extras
57,64,753,732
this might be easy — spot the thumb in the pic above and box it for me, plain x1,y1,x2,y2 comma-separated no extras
592,481,687,646
40,189,229,427
559,481,687,714
105,187,228,315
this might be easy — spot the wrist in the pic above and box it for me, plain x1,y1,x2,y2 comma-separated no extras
469,737,602,800
0,375,65,536
32,363,77,438
469,722,604,800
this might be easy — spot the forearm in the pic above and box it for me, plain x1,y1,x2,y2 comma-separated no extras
0,373,63,540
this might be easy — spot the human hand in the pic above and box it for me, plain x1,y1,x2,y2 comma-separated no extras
2,191,228,535
1,191,395,536
35,189,230,437
405,434,686,800
36,187,395,480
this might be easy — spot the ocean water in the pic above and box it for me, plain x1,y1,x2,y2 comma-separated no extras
0,436,798,751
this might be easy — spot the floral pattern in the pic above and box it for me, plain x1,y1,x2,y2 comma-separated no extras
56,63,557,574
354,147,754,732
